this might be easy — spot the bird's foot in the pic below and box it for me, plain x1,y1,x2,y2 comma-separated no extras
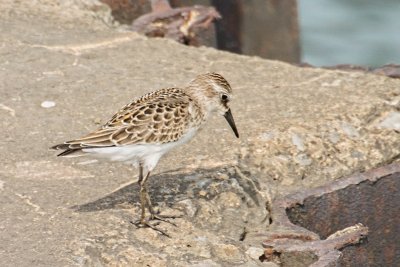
150,213,181,227
131,219,171,238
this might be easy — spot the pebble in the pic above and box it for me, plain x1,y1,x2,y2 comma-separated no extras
41,101,56,108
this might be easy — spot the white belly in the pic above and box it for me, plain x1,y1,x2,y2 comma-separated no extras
82,127,198,171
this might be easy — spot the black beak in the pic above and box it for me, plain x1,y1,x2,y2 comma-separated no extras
224,109,239,138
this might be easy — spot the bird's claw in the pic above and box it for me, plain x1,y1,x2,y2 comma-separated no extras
131,219,171,238
150,214,181,227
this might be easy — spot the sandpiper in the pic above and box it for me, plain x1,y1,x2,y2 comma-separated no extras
51,72,239,236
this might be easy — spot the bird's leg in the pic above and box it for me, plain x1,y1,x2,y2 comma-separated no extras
141,172,179,226
144,182,179,226
141,171,155,217
133,166,172,237
139,186,147,225
136,163,148,224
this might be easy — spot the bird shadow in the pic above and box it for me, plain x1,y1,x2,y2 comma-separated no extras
72,166,262,213
72,167,221,212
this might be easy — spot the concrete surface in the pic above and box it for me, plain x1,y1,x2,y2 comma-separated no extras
0,1,399,266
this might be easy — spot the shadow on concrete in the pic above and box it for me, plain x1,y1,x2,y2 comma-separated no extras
72,171,192,212
72,166,262,213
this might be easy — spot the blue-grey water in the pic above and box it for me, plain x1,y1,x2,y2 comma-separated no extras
299,0,400,67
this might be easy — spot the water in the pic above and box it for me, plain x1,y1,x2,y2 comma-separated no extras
299,0,400,67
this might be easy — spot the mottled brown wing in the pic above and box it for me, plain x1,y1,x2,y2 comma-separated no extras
106,99,192,145
58,96,192,149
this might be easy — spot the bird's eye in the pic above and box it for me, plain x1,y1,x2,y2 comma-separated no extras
221,94,229,101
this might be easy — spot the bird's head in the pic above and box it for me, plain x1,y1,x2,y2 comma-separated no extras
187,72,239,138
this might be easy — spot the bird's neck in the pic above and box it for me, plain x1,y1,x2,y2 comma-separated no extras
185,84,216,118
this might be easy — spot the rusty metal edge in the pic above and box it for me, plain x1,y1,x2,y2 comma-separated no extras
260,162,400,266
282,162,400,207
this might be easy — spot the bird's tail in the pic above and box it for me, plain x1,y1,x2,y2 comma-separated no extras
50,144,86,157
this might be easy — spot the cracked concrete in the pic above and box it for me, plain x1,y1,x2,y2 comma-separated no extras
1,1,399,266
